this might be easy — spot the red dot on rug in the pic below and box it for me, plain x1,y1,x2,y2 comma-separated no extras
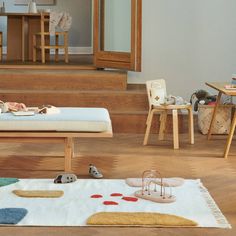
103,201,119,205
91,194,103,198
110,193,123,197
122,196,138,202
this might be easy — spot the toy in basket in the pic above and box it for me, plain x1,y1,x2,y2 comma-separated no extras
134,170,176,203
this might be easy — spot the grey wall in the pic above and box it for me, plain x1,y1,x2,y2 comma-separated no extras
128,0,236,100
0,0,92,47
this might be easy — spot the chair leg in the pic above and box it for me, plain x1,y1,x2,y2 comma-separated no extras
55,34,59,62
64,32,69,63
146,108,152,125
41,47,46,63
223,112,236,158
172,109,179,149
159,110,167,141
188,107,194,144
143,110,155,145
33,35,37,62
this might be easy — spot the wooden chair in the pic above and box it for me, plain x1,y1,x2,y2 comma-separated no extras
33,13,69,63
0,32,2,61
143,79,194,149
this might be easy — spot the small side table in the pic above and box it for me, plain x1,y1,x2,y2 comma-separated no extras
206,82,236,158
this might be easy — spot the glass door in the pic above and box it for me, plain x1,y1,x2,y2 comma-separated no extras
93,0,142,71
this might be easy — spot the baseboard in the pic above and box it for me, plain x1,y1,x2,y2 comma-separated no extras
2,46,93,55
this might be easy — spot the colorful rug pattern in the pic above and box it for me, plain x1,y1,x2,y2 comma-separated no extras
0,178,231,228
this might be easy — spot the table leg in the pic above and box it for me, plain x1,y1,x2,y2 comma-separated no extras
207,91,222,140
223,111,236,158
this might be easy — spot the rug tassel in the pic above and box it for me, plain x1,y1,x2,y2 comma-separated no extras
199,183,231,229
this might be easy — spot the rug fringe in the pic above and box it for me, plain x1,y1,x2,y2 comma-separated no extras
199,183,231,229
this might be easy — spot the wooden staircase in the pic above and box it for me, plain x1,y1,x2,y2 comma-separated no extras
0,69,192,133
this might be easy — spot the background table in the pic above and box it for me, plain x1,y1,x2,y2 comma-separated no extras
206,82,236,158
0,13,49,61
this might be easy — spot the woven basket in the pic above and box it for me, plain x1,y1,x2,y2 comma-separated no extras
198,104,234,135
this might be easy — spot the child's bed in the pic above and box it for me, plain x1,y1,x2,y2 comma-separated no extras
0,107,113,171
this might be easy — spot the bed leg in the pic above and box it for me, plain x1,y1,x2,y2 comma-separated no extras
72,138,75,158
64,137,73,172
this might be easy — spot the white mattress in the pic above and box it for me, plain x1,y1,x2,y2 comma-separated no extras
0,108,112,132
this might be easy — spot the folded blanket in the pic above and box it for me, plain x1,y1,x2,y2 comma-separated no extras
0,101,27,112
50,11,72,35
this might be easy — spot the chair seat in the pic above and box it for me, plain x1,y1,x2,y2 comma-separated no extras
35,32,68,36
152,104,191,110
34,45,67,49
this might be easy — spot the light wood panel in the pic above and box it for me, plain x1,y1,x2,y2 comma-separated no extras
7,16,23,60
0,69,127,90
0,133,235,236
0,89,148,112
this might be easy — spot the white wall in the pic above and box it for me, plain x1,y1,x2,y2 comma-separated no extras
128,0,236,100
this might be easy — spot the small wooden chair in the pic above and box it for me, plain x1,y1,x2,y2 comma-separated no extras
143,79,194,149
33,13,69,63
0,32,2,61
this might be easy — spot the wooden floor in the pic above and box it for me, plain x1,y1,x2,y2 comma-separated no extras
0,54,93,68
0,133,235,236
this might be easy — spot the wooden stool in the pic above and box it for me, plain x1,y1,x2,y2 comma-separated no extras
33,13,69,63
0,32,2,61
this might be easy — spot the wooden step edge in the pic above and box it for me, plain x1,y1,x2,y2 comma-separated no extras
0,69,128,75
0,89,147,95
111,111,148,115
111,111,197,116
0,64,97,70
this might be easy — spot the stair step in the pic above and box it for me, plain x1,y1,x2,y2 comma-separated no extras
0,68,196,134
0,89,148,112
0,69,127,91
111,112,197,134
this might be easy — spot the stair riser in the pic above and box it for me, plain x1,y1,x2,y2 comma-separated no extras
0,92,148,112
111,113,198,134
0,71,127,90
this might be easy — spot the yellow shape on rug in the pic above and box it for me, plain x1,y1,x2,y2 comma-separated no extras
87,212,198,227
13,190,64,198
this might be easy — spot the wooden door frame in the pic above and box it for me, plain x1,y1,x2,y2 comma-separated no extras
93,0,142,71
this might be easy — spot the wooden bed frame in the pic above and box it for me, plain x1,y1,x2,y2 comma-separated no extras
0,130,113,172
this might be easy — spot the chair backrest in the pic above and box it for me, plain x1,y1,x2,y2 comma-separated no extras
40,13,50,33
146,79,167,108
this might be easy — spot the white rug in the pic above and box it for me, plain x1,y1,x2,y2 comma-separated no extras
0,179,231,228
